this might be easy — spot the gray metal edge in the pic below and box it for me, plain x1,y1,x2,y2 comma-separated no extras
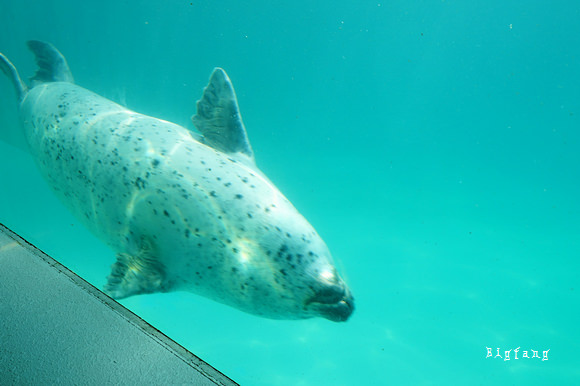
0,222,239,386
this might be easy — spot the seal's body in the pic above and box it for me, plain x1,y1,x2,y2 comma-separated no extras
0,41,354,321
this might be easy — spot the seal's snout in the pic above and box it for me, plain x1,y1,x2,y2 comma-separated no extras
308,284,355,322
326,288,355,322
310,284,346,304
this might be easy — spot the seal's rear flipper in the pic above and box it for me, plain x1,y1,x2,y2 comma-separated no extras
27,40,74,87
192,68,255,164
104,240,166,299
0,52,27,100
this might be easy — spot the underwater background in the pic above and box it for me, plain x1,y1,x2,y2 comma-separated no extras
0,1,578,384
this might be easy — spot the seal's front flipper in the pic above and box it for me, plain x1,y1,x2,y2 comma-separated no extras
192,68,255,164
104,240,166,299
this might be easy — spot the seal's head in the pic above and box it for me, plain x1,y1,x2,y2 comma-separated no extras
211,207,355,322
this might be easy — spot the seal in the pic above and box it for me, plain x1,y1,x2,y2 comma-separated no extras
0,41,354,321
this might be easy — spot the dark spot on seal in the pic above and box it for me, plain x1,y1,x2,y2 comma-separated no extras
163,210,170,217
152,159,160,167
247,213,253,218
210,191,217,197
135,177,147,190
224,182,232,187
235,194,243,199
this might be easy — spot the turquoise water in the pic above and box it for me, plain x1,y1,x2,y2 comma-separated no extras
1,1,578,384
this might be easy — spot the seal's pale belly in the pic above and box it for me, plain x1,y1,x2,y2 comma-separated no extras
2,41,354,321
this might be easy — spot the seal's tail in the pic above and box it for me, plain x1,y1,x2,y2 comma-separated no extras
27,40,74,87
0,41,74,101
0,52,27,100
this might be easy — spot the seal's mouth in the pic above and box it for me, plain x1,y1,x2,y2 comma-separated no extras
306,284,355,322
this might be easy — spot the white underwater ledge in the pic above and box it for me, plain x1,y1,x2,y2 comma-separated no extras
0,222,237,385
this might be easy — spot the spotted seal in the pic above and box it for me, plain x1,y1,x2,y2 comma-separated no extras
0,41,354,321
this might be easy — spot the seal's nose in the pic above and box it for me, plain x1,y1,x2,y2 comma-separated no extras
325,288,355,322
310,284,346,304
308,284,355,322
